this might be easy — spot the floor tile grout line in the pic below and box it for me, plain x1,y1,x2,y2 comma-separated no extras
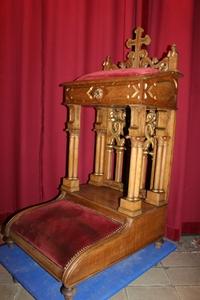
174,285,186,300
162,266,200,269
125,285,185,300
161,264,176,289
129,283,200,287
1,235,200,300
124,287,129,300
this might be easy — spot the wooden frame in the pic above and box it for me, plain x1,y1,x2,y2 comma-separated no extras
3,27,180,300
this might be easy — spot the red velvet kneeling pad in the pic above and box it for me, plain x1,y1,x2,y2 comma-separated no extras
77,68,158,81
11,200,122,268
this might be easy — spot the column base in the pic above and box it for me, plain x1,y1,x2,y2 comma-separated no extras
89,174,104,186
139,188,147,199
104,179,123,192
146,190,166,206
61,178,80,192
118,197,142,217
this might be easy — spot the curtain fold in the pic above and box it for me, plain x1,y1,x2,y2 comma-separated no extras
138,0,200,239
0,0,42,216
41,0,135,199
0,0,134,218
1,0,199,240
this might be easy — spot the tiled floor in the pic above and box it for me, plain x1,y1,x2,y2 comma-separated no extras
0,235,200,299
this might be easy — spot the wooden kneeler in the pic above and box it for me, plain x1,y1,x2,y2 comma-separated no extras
3,27,180,300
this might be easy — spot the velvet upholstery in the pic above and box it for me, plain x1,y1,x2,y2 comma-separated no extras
11,200,122,268
77,68,159,81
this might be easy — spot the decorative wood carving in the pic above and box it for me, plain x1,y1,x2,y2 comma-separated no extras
103,107,126,190
144,109,157,154
64,72,178,108
3,27,180,300
103,27,178,71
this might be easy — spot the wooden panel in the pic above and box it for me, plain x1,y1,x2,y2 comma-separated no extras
62,204,167,286
62,72,179,109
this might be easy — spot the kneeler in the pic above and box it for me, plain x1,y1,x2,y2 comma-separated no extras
2,28,181,300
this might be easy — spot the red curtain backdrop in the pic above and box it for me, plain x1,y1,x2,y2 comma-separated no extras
0,0,199,240
139,0,200,239
0,0,134,216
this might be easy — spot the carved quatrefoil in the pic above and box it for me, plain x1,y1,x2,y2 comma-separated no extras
87,87,104,100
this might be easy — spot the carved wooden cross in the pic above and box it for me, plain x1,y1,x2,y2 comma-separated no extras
126,27,151,52
126,27,151,67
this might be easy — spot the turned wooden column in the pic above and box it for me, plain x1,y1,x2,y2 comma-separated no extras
146,109,176,206
119,136,145,216
127,136,145,200
99,134,106,174
153,136,169,192
139,152,148,198
114,146,124,182
89,107,107,185
119,105,146,216
93,132,106,176
146,136,168,205
103,107,126,190
105,144,114,180
62,104,81,192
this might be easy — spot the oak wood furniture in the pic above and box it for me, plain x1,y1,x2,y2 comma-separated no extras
3,28,180,300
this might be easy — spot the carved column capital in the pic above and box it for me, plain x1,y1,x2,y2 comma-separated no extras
157,135,170,145
129,136,145,147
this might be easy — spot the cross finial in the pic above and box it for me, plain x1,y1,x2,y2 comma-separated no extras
125,27,151,67
102,26,178,71
126,27,151,51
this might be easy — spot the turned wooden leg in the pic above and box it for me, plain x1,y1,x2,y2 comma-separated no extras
4,237,14,247
155,237,164,249
61,285,75,300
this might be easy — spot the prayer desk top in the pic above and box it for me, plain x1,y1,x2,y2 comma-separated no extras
61,68,180,110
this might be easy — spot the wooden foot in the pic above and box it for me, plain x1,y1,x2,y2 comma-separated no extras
61,285,75,300
4,237,14,247
155,237,164,249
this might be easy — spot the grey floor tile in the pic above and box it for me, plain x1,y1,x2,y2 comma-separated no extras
0,265,13,284
110,288,128,300
15,284,35,300
129,267,170,286
126,286,179,300
154,262,162,267
0,235,199,299
0,266,34,299
175,286,200,300
166,267,200,285
176,235,200,252
161,252,200,267
0,283,17,300
0,281,37,300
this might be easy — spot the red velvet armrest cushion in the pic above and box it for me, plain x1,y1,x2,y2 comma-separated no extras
77,68,159,81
